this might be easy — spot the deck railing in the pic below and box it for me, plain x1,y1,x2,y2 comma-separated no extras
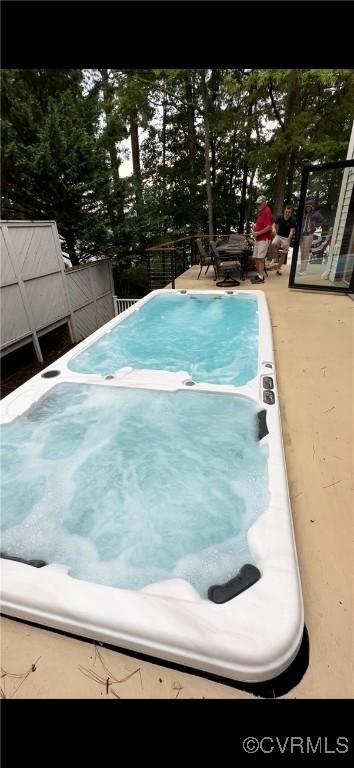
144,234,235,290
113,297,139,316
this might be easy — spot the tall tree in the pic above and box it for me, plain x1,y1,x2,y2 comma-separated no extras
116,70,156,252
99,68,126,228
200,71,214,237
269,70,300,216
1,69,103,264
184,70,198,232
251,69,354,214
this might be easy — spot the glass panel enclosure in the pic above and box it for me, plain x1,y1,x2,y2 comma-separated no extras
289,160,354,293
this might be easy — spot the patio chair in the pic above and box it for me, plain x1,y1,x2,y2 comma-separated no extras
228,233,245,245
210,241,241,286
196,238,214,279
220,234,252,280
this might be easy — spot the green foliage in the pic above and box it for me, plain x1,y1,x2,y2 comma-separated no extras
113,262,150,298
1,69,106,263
2,68,353,283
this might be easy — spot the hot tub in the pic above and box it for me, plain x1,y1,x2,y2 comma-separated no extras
0,289,303,683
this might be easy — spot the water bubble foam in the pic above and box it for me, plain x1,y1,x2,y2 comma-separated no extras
1,385,269,597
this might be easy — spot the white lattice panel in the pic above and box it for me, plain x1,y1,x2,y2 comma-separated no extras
92,261,110,296
73,303,97,340
96,295,114,327
0,231,17,286
7,225,59,279
0,222,115,355
25,273,69,329
0,284,31,344
66,269,92,310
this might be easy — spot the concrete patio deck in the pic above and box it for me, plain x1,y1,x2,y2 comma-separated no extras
1,264,353,698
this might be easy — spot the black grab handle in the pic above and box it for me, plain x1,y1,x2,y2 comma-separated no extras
208,563,261,603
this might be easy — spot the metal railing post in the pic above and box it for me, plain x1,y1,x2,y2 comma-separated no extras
171,250,176,289
162,251,166,283
191,238,196,266
146,255,152,291
183,241,187,271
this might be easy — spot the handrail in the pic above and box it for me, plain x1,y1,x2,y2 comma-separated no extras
144,233,252,291
145,233,238,253
146,236,195,252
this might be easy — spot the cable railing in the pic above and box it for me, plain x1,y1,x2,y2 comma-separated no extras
144,234,239,290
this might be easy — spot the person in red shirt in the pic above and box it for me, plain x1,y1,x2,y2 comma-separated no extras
251,195,273,284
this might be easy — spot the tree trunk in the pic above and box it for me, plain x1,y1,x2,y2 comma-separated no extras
246,169,256,233
228,131,236,198
211,134,216,189
285,149,296,200
272,71,299,217
225,130,236,231
272,151,291,217
185,71,197,232
100,68,125,255
210,69,219,233
161,88,167,222
239,96,255,233
130,114,142,209
211,132,217,232
130,112,146,253
239,162,248,234
201,71,214,238
65,230,79,266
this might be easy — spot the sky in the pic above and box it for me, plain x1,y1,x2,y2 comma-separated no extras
119,147,133,178
119,126,150,178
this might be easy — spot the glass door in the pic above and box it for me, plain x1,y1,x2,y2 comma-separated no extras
289,160,354,293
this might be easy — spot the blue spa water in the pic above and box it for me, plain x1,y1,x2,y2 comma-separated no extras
69,293,259,386
0,385,269,597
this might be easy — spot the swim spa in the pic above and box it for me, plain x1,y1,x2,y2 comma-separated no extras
0,289,303,683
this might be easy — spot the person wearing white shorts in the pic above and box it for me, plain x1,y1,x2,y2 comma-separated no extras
251,196,273,284
253,239,270,261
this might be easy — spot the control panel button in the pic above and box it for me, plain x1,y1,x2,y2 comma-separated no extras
263,376,274,389
263,390,275,404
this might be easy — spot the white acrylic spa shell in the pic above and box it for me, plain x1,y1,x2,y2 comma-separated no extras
0,290,304,683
